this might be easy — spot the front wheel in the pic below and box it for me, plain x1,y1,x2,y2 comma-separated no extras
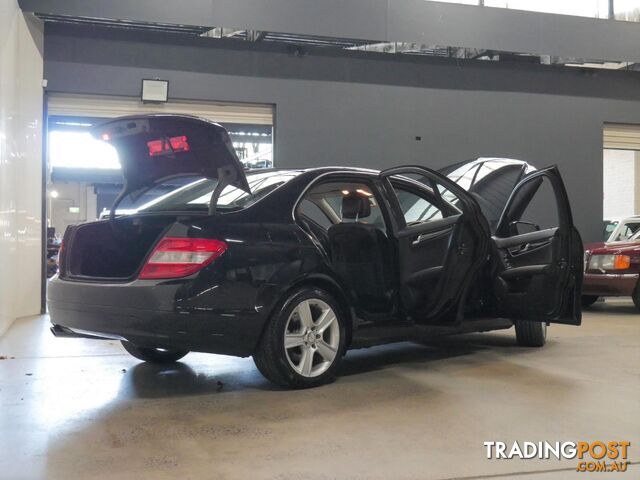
253,287,346,389
633,284,640,311
582,295,599,308
121,341,189,363
515,320,547,347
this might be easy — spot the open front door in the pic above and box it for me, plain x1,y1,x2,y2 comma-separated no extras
381,166,490,324
492,166,583,325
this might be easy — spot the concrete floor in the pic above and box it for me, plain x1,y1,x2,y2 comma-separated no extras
0,300,638,480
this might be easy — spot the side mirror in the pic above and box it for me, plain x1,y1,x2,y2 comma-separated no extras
509,220,540,235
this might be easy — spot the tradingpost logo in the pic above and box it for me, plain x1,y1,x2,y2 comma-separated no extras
484,441,631,473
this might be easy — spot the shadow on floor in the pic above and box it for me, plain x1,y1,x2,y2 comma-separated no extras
122,331,526,398
585,301,638,315
339,331,522,377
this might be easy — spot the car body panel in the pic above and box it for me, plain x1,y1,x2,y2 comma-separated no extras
48,116,583,358
49,164,582,354
583,238,640,297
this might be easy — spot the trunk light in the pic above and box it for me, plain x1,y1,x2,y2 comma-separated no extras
147,135,190,156
139,237,227,280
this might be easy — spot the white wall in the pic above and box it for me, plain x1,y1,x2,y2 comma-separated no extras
603,149,639,220
0,1,43,335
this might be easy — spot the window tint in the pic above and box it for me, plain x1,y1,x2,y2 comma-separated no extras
392,185,443,225
297,199,332,229
296,181,386,232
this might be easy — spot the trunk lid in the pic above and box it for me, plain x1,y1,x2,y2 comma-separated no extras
91,115,250,203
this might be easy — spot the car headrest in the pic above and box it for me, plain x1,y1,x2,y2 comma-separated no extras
341,193,371,219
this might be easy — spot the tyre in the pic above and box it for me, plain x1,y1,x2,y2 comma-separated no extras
633,283,640,311
514,320,547,347
581,295,599,308
121,341,189,363
253,287,347,389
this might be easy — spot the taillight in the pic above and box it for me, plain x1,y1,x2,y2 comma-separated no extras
139,237,227,280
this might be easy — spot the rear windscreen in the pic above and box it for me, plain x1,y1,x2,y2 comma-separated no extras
138,170,301,213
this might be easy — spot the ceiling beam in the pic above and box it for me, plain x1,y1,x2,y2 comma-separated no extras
19,0,640,63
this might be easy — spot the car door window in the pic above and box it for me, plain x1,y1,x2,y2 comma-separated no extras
296,198,333,229
500,175,560,236
296,181,387,233
391,185,444,226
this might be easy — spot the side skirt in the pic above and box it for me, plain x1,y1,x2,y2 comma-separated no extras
348,317,513,350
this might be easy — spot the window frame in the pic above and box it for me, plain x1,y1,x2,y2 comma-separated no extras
385,177,461,230
293,172,394,235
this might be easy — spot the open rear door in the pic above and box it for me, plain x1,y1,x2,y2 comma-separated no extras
381,166,490,324
492,166,583,325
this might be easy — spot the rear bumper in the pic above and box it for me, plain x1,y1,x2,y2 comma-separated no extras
47,276,266,357
582,273,638,297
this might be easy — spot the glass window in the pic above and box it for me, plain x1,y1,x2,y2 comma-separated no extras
138,170,301,213
604,221,618,241
296,181,387,232
392,185,444,226
297,199,333,229
506,175,560,232
613,222,640,241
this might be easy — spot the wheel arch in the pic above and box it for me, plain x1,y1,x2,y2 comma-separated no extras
255,274,355,353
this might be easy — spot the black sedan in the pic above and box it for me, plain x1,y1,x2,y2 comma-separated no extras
48,115,583,388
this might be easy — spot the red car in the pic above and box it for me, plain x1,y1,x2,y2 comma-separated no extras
583,230,640,310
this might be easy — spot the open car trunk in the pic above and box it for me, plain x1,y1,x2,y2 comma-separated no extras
61,214,196,281
58,115,253,281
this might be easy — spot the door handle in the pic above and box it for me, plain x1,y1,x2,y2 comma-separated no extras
508,243,531,256
411,227,453,245
412,233,428,245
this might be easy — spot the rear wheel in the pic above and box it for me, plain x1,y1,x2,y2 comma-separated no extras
253,287,346,389
582,295,599,308
515,320,547,347
121,341,188,363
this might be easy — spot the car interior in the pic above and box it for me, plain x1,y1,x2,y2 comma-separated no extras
296,181,394,312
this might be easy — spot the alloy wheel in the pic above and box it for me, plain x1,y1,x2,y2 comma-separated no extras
283,298,340,377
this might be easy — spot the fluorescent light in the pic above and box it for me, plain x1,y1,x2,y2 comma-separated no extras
141,79,169,103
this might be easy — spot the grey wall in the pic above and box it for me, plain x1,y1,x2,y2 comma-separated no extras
21,0,640,62
43,25,640,242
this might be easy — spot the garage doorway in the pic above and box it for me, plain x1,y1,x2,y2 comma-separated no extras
602,123,640,242
43,94,275,302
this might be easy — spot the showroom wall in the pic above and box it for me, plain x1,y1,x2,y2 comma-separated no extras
0,1,43,335
603,150,639,220
43,24,640,242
